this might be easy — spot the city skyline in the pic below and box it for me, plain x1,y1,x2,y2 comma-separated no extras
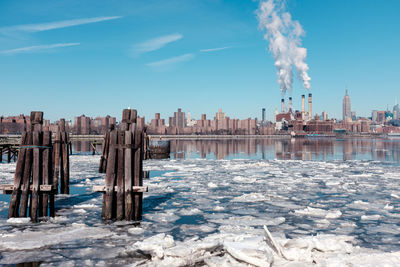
1,0,400,121
1,89,399,123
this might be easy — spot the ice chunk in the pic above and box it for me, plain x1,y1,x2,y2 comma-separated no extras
391,193,399,199
73,208,87,214
224,238,273,266
7,217,31,224
232,193,269,202
294,206,342,219
325,210,342,219
179,207,201,215
207,182,218,188
213,206,225,211
361,214,381,220
128,227,145,235
144,210,180,223
129,233,175,259
384,204,394,210
0,225,113,250
232,176,257,184
73,204,97,209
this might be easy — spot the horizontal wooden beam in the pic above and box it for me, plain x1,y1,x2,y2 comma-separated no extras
93,186,148,193
0,184,53,194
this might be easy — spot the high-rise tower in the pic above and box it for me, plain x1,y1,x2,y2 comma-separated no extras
343,89,351,121
261,108,266,123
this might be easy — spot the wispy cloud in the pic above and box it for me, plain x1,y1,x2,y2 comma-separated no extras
0,43,80,55
200,46,232,53
0,16,122,33
133,33,183,55
146,53,194,68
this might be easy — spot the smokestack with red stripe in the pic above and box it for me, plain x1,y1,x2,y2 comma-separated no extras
308,93,312,119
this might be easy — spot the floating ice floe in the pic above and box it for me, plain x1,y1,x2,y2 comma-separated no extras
6,217,31,224
73,204,97,209
179,207,202,215
384,204,394,210
213,206,225,211
361,214,381,221
144,210,180,223
207,182,218,188
391,193,399,199
128,227,145,235
294,206,342,219
0,225,113,250
232,192,269,202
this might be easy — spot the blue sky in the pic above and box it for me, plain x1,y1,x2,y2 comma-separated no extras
0,0,399,122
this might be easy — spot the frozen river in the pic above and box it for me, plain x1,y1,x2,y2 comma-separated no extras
0,138,399,266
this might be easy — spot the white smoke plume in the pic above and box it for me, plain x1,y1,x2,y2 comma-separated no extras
257,0,311,95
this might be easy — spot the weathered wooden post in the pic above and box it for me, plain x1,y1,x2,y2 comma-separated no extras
2,111,55,222
7,146,11,163
41,131,54,217
53,119,70,194
91,142,96,155
99,124,114,173
134,130,143,221
95,109,147,221
53,130,61,194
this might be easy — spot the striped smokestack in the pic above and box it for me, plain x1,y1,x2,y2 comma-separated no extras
308,93,312,119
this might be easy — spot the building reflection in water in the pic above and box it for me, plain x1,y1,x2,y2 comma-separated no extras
169,138,400,163
72,141,101,154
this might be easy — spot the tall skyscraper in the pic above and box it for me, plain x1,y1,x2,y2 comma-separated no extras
170,108,186,128
342,89,351,121
215,109,226,120
262,108,266,122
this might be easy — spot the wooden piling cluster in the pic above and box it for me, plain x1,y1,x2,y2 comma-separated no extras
52,119,70,194
4,112,55,222
94,109,148,221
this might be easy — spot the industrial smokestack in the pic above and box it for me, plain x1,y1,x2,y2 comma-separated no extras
308,93,312,119
281,99,285,113
302,95,305,113
289,97,293,112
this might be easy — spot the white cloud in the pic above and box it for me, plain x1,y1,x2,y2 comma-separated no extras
146,53,194,68
0,43,80,55
133,33,183,54
0,16,122,33
200,46,232,52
